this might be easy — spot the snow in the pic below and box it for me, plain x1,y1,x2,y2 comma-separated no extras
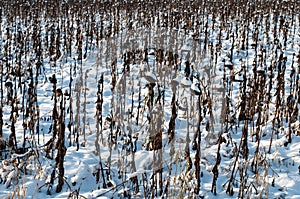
0,1,299,199
180,77,192,88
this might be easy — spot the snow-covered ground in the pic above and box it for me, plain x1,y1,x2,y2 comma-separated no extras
0,1,299,199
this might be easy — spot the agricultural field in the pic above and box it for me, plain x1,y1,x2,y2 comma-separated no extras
0,1,299,198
